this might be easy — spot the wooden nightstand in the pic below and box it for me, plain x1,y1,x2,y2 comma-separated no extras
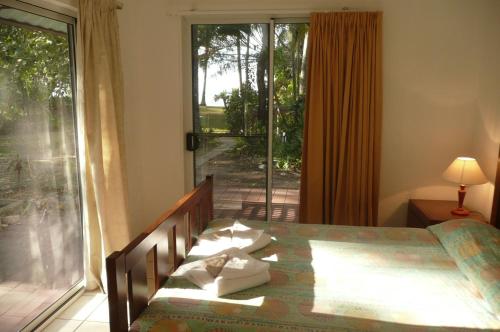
407,199,487,228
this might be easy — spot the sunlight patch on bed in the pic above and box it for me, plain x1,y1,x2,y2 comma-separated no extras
154,287,265,307
307,240,497,328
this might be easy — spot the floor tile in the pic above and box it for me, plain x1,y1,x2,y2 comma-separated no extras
75,321,110,332
0,287,10,297
57,294,106,321
43,318,83,332
86,299,109,323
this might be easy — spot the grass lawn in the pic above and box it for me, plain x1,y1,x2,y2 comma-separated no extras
200,106,228,133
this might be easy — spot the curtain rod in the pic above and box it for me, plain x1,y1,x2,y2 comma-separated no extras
175,7,360,16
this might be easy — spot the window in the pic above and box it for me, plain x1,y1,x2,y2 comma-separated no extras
0,2,83,330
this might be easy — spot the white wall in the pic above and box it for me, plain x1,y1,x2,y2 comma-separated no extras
118,0,185,237
117,0,500,232
467,0,500,221
376,0,500,225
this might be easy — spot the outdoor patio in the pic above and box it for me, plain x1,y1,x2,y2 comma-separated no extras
213,187,300,223
196,137,301,223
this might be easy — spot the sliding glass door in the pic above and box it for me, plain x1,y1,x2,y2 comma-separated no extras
191,20,308,223
271,22,308,222
192,23,270,221
0,2,83,330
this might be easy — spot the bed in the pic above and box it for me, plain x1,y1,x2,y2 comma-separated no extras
106,176,500,331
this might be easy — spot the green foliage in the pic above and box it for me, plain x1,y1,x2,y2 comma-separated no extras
272,24,308,171
199,23,308,171
0,24,72,134
232,135,266,161
215,85,265,135
273,97,305,170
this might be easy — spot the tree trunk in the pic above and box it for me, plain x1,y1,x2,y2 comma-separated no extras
296,28,306,96
236,34,243,95
291,27,298,101
244,31,250,90
191,27,201,134
200,54,208,106
256,25,269,126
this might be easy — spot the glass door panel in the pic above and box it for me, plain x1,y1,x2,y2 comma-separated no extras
0,4,83,330
193,23,269,221
271,23,308,223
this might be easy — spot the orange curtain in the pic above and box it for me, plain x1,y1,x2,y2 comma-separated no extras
299,12,382,226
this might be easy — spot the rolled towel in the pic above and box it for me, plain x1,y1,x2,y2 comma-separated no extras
192,221,272,256
181,248,270,296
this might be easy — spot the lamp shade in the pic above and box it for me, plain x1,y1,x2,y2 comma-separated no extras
442,157,488,185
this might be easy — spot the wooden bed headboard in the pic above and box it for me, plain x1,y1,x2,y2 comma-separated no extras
106,175,213,332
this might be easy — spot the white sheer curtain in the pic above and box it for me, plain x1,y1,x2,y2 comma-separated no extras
77,0,131,290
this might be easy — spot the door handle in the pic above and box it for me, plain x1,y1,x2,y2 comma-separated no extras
186,132,200,151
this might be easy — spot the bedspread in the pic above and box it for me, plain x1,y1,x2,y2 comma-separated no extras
131,219,500,331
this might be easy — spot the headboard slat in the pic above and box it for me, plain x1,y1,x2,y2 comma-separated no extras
128,256,148,323
154,225,171,290
106,252,128,332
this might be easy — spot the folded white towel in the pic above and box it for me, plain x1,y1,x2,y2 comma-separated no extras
180,248,270,296
210,270,270,296
191,221,272,256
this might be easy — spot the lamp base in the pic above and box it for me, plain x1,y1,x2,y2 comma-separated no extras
451,207,470,216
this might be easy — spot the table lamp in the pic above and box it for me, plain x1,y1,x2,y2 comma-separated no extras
442,157,488,216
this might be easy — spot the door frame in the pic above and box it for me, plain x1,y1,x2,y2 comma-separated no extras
182,16,308,222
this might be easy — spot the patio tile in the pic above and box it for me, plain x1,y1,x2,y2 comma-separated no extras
14,282,40,292
0,290,31,315
0,280,20,289
3,291,46,317
284,196,299,205
0,314,26,331
272,193,287,204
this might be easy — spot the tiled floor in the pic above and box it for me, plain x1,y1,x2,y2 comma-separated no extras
42,292,109,332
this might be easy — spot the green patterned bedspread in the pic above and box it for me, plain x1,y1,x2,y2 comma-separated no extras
131,219,500,331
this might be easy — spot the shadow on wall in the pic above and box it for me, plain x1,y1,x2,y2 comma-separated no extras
379,0,500,227
379,80,481,227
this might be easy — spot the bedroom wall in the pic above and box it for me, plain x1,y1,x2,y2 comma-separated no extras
117,0,500,233
466,0,500,221
118,0,185,237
